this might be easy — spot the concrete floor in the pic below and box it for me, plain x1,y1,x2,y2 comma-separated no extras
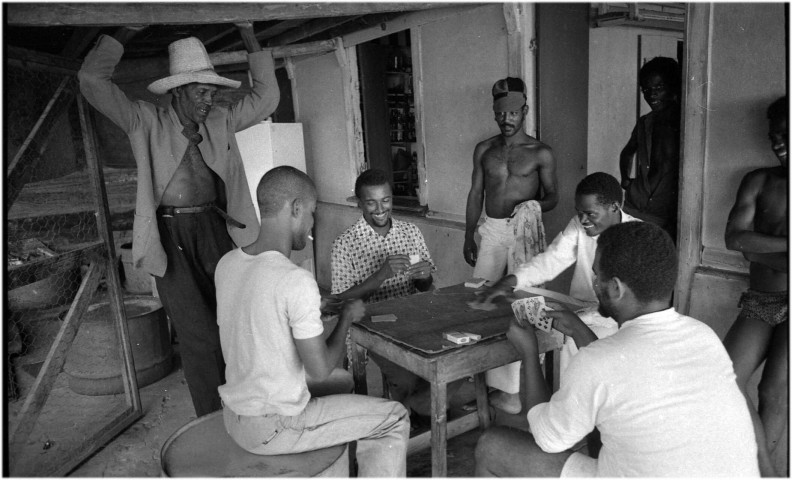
67,354,499,477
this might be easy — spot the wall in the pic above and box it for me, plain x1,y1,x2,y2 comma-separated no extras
419,4,508,218
292,54,353,205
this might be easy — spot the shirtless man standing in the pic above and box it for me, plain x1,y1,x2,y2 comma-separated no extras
464,77,558,280
79,30,279,416
723,96,788,477
464,77,558,413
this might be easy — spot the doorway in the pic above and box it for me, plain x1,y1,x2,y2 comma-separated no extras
357,31,420,209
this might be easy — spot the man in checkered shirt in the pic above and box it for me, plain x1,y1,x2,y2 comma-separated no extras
331,169,471,425
331,169,435,303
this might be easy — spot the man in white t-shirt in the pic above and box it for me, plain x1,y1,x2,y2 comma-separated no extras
216,166,409,477
478,172,638,415
474,221,759,477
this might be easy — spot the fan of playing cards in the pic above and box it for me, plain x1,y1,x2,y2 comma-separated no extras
511,296,555,332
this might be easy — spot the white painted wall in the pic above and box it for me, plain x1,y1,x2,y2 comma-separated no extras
419,4,509,218
292,53,354,205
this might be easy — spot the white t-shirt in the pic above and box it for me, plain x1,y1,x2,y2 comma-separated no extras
528,308,759,477
216,249,324,417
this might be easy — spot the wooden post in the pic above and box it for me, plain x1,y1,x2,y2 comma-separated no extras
335,38,366,177
675,3,711,314
77,92,142,412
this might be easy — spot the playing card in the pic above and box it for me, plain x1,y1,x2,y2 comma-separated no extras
409,254,420,265
464,277,487,288
511,297,554,332
371,314,397,323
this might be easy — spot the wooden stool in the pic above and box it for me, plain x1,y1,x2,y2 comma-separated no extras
160,410,349,477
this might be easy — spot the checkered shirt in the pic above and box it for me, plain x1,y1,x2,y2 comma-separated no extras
331,216,435,303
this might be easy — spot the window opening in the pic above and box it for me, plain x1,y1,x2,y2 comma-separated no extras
357,31,421,211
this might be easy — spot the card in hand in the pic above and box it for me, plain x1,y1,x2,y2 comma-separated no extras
511,297,554,332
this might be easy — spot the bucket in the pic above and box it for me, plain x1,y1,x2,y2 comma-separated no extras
119,243,152,294
64,296,173,395
160,411,349,477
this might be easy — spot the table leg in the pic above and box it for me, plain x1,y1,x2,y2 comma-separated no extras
352,344,368,396
474,372,491,429
430,381,448,477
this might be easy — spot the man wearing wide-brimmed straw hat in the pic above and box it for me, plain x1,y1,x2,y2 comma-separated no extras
79,29,280,416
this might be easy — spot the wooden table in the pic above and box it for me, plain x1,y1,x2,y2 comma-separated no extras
349,284,564,477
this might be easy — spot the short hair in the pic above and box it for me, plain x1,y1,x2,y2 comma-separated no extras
639,57,681,96
256,166,316,218
767,96,788,123
597,222,678,303
354,169,391,199
575,172,623,207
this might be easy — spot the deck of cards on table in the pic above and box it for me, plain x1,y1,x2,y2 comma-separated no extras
511,296,554,332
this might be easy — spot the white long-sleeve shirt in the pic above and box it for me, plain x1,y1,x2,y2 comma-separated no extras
513,211,639,303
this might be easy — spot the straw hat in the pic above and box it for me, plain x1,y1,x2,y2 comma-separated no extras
148,37,241,95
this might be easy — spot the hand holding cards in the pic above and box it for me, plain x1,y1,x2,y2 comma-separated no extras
511,296,555,332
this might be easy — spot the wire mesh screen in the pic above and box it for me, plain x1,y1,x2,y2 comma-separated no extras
7,64,143,476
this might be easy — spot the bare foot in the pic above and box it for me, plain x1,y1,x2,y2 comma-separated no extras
489,390,522,415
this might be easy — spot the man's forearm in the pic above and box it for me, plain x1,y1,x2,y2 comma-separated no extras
522,349,551,411
726,231,787,254
744,251,789,272
568,322,599,350
335,273,384,302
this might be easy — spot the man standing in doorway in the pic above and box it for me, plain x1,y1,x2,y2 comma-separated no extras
463,76,558,413
79,30,280,416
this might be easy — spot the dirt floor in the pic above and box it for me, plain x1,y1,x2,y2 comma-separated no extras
63,352,511,477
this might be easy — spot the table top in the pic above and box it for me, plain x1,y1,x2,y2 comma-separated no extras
353,283,569,356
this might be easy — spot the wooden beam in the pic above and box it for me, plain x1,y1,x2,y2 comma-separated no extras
195,24,238,47
60,27,102,58
217,19,309,52
675,3,710,314
341,4,487,48
268,16,363,47
7,3,452,27
6,46,82,75
112,40,337,84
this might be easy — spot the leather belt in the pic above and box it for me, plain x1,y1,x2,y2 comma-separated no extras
157,203,246,229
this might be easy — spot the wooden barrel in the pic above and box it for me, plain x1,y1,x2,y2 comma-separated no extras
160,411,349,477
64,296,173,395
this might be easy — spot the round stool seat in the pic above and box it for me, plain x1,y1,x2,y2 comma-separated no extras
161,410,349,477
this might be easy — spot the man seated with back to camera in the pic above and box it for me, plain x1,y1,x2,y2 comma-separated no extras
216,166,410,477
474,222,760,477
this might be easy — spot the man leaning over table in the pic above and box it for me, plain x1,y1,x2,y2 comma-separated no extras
478,172,639,416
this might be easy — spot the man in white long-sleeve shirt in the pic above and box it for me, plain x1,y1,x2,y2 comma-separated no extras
479,172,638,414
